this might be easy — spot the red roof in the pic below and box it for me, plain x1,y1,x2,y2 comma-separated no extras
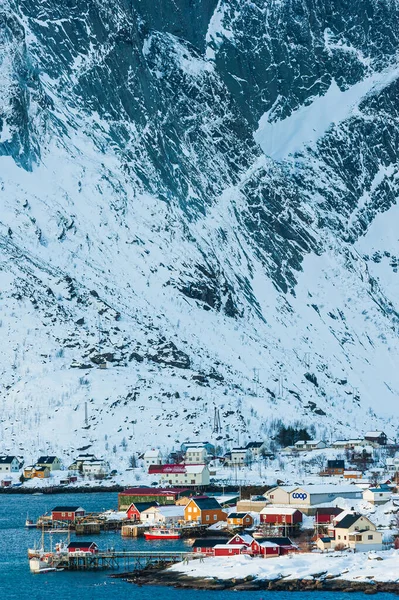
120,487,190,496
148,464,186,474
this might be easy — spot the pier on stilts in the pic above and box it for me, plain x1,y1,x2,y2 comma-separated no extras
35,550,194,572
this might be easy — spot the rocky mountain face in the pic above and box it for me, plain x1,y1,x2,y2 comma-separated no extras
1,0,399,460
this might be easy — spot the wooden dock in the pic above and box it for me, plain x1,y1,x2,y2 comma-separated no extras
38,550,194,572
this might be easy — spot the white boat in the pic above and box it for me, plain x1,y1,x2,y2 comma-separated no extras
144,528,181,540
29,558,59,574
25,518,37,529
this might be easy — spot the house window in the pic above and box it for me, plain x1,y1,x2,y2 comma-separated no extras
188,507,192,512
206,515,210,521
214,515,217,520
344,536,347,540
62,513,66,517
368,535,373,540
338,535,341,540
229,548,232,554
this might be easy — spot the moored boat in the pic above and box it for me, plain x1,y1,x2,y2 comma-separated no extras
144,528,181,540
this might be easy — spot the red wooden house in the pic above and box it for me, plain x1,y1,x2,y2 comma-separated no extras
67,541,98,554
254,537,297,555
192,538,228,554
260,507,302,525
126,501,158,521
252,539,280,557
51,506,85,522
315,507,343,525
214,543,246,556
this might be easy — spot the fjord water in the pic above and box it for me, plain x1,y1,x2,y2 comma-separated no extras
0,492,396,600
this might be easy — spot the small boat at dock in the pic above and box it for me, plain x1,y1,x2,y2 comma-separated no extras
144,528,181,540
25,516,37,528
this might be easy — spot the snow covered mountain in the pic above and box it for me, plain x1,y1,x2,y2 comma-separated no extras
1,0,399,463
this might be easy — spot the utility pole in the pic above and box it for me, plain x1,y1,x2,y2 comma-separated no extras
213,407,222,434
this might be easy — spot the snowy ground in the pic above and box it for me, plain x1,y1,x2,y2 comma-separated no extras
170,549,399,583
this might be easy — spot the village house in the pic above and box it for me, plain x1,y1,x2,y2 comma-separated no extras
0,456,21,473
24,465,50,479
52,506,85,522
364,431,387,446
259,507,303,526
229,447,249,467
143,449,163,469
81,458,110,478
315,507,343,525
68,453,97,471
344,470,363,480
67,541,98,554
245,441,265,457
295,440,326,451
253,536,297,555
321,460,345,476
332,513,383,551
118,487,191,510
331,439,368,450
139,505,185,524
363,484,392,505
192,538,227,555
181,441,215,455
227,512,254,527
184,496,227,524
148,463,210,487
184,447,207,464
36,456,62,471
1,477,12,488
126,502,159,521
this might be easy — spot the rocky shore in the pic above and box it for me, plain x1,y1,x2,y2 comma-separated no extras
113,565,399,593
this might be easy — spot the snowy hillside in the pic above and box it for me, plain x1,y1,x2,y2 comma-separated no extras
1,0,399,462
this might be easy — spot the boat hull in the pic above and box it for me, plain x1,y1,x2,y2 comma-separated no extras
144,530,181,540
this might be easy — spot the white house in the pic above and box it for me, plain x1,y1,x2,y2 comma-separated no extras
0,456,21,473
148,463,210,486
245,442,265,457
230,448,249,467
332,513,383,552
140,505,185,524
185,447,207,464
363,485,392,505
143,449,163,469
82,459,110,477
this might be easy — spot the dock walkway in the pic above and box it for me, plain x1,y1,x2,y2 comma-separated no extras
45,550,194,571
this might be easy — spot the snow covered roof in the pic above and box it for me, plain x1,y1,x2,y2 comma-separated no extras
185,447,206,452
155,506,185,517
259,541,280,548
144,449,161,457
214,544,246,549
293,484,361,495
185,464,207,474
364,431,385,437
260,507,301,515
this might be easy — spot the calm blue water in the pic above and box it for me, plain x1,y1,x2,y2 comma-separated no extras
0,492,395,600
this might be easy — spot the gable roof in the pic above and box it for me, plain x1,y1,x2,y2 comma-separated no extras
316,507,343,516
37,456,59,464
260,507,301,516
327,460,345,469
0,456,18,464
192,538,227,548
52,506,84,512
246,442,263,449
365,431,385,437
67,541,97,548
255,536,294,546
334,513,364,529
127,502,158,512
190,496,222,510
228,513,250,519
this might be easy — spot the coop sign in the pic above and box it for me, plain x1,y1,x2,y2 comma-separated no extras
292,492,307,500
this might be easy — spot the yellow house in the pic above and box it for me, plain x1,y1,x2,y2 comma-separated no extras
24,465,50,479
332,513,382,552
227,512,254,527
184,497,227,524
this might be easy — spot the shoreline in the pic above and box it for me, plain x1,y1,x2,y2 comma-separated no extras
0,485,124,495
114,566,399,593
